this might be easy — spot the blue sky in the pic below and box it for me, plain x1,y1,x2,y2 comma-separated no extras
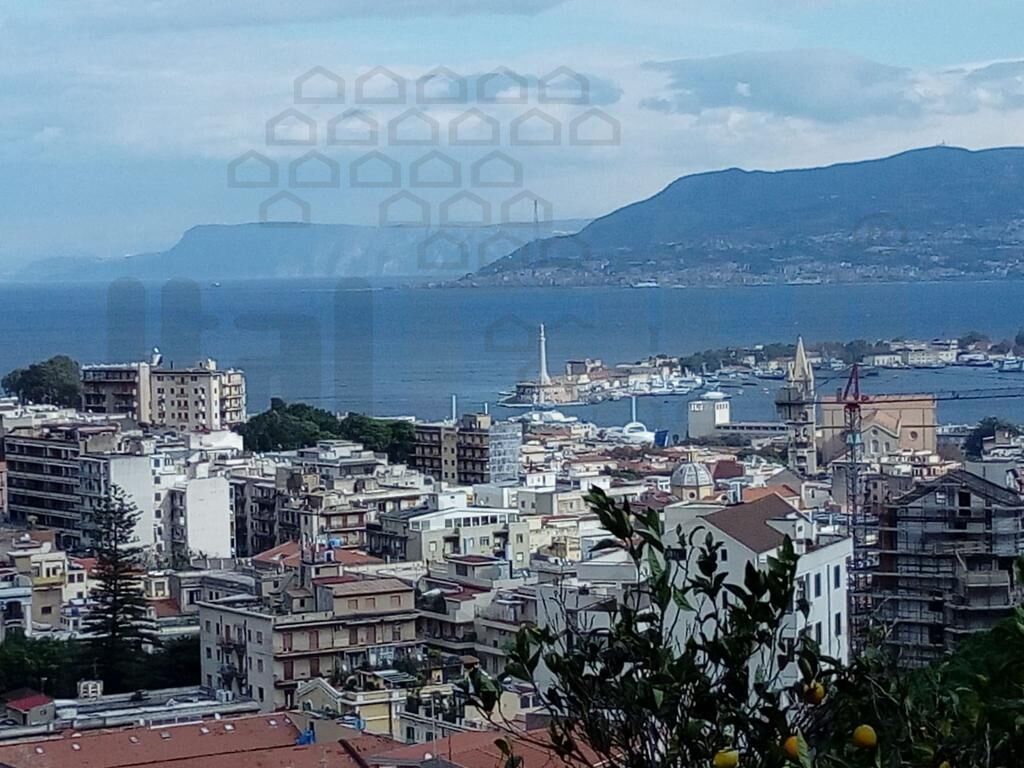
3,0,1024,264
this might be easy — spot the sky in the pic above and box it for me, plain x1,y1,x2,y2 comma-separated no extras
4,0,1024,264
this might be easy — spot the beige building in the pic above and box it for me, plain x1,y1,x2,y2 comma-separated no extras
8,540,67,629
151,359,246,431
82,358,246,431
820,393,937,465
413,415,497,487
198,566,419,711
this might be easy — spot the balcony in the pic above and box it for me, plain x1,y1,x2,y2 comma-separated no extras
217,635,247,653
31,574,65,588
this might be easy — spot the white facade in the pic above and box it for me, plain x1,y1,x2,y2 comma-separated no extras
79,453,158,548
687,397,731,439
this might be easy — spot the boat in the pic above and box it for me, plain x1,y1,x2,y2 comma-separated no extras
999,356,1024,373
631,281,659,288
753,368,786,380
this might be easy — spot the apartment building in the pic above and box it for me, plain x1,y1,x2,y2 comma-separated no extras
874,469,1024,666
79,451,157,548
0,568,32,641
665,493,853,675
150,359,246,431
3,423,120,547
198,564,419,711
367,502,530,568
82,358,246,431
81,362,153,423
412,414,521,486
161,471,232,564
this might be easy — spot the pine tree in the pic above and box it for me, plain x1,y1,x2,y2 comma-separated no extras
82,485,150,692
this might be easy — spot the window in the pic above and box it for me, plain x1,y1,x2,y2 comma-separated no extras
814,622,822,644
720,548,728,563
310,657,320,676
366,597,376,609
391,595,401,607
308,631,319,650
256,630,263,643
833,564,841,589
257,687,265,702
348,599,359,610
282,633,293,651
41,606,52,615
283,660,294,679
834,612,842,636
392,624,403,642
205,647,212,659
349,628,359,645
516,534,524,544
257,658,264,673
813,573,822,598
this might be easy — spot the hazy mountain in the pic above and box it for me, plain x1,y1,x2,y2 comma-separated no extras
18,220,590,282
464,146,1024,286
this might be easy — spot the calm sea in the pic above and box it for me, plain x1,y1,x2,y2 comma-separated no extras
3,279,1024,432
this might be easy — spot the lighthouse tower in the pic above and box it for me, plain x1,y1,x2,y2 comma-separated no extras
774,336,818,475
538,324,551,385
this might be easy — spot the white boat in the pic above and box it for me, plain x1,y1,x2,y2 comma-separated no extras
1000,356,1024,373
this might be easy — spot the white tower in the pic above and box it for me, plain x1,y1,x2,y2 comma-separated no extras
538,324,551,385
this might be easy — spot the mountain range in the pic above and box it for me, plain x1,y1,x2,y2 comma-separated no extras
464,145,1024,286
18,146,1024,286
16,220,589,283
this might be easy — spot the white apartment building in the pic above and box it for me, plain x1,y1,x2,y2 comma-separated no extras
664,493,852,672
79,452,158,548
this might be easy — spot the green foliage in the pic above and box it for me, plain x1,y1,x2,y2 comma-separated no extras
0,633,199,698
964,416,1019,458
463,487,832,768
82,485,152,693
0,633,86,697
2,355,82,407
463,489,1024,768
236,399,414,461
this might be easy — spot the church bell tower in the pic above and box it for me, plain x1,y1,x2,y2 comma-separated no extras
774,336,817,475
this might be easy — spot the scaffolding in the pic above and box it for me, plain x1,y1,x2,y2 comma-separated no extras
842,365,877,657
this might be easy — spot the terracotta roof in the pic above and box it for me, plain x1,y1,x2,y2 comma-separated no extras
703,494,805,554
252,541,301,569
4,690,52,711
711,459,744,481
71,557,98,575
370,729,593,768
253,542,382,570
147,598,183,618
0,713,303,768
741,484,799,503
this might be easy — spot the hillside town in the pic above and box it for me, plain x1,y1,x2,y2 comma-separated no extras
0,339,1019,765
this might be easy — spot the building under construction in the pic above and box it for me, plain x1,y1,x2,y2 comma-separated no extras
872,469,1024,667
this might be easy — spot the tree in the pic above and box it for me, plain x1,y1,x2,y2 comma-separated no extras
237,399,414,461
82,485,151,692
2,355,82,407
964,416,1019,458
465,488,833,768
464,490,1024,767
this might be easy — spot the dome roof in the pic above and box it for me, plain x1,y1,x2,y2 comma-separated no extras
670,461,713,488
